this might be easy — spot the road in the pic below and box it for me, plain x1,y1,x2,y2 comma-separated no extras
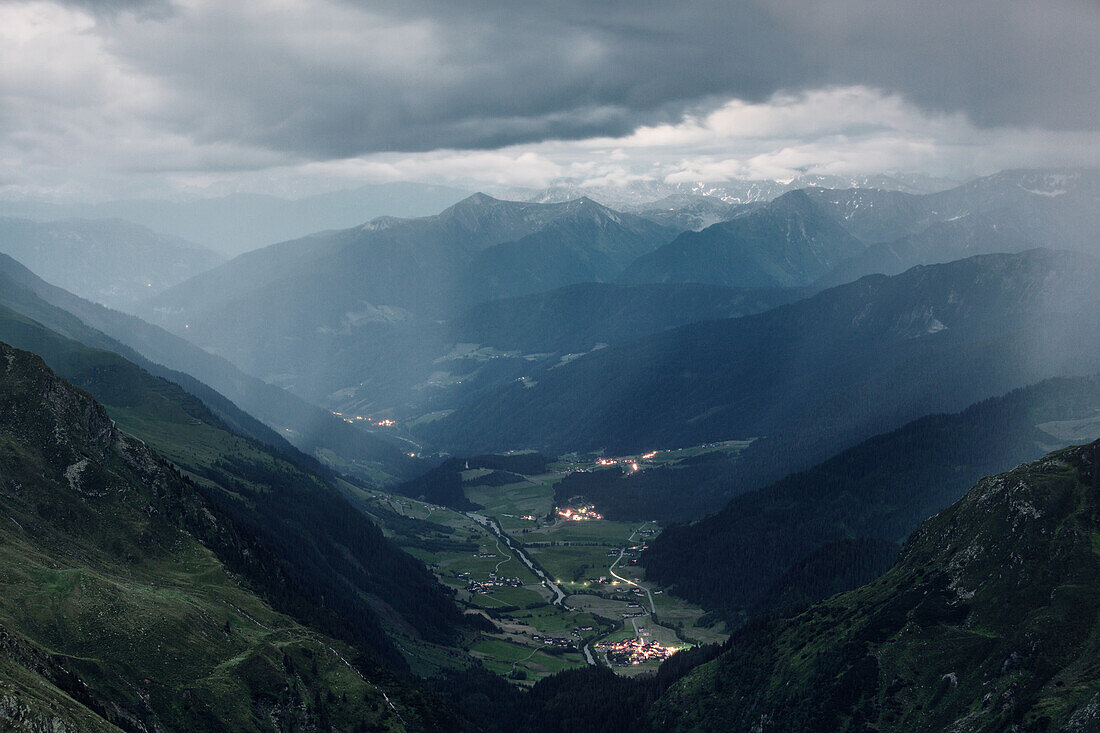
467,513,567,605
608,523,656,614
493,539,512,574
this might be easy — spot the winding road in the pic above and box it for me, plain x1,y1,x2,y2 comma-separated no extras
608,523,656,614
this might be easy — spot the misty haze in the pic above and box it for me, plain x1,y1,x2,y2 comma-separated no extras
1,2,1099,731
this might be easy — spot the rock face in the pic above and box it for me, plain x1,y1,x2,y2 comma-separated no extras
653,439,1100,732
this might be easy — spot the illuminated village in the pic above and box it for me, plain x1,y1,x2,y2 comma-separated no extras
556,504,603,521
329,410,396,427
594,637,680,666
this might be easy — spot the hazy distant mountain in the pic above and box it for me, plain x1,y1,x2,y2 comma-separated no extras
620,169,1100,292
505,172,958,209
461,198,679,301
819,210,1041,287
625,194,745,231
138,194,679,413
308,281,805,421
451,282,804,355
0,181,471,256
0,252,417,484
815,168,1100,285
620,190,866,287
424,249,1100,457
0,217,223,308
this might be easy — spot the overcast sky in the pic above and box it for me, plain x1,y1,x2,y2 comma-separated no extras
2,0,1099,200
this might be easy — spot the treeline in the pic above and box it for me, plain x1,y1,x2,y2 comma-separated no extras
642,374,1100,621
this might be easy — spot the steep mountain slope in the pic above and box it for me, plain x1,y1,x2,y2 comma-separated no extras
425,249,1100,459
0,309,466,665
652,440,1100,731
641,373,1100,620
620,189,865,288
0,251,416,483
0,263,304,455
0,217,223,308
450,282,803,355
0,343,443,731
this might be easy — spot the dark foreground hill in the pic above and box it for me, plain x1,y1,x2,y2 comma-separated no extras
0,309,466,665
0,343,454,731
652,440,1100,731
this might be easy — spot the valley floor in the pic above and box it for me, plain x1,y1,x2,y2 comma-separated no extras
347,462,728,685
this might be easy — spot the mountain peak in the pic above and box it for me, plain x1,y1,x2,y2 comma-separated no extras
454,191,502,207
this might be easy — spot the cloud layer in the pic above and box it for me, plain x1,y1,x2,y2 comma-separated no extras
2,0,1099,198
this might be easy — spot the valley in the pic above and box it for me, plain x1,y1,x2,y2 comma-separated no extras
2,166,1100,730
4,1,1100,728
346,459,729,684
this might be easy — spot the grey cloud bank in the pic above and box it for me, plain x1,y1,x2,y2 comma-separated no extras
2,0,1099,199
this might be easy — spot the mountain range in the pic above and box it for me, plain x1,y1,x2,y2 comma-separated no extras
0,165,1098,729
115,169,1099,438
135,195,681,415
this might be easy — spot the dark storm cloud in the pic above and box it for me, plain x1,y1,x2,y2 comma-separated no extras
84,0,1097,160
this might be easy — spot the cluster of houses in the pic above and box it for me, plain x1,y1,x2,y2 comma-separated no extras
556,504,602,521
531,634,574,648
465,572,524,594
594,637,679,666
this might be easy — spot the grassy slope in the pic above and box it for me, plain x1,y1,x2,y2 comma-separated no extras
0,306,466,669
0,343,413,731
